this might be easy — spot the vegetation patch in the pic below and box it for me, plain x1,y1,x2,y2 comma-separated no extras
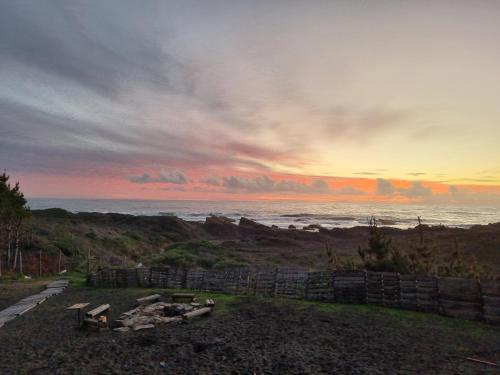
157,240,249,269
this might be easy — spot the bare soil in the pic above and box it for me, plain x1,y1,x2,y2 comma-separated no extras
0,280,46,310
0,285,499,374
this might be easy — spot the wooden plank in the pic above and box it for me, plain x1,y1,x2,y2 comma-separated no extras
86,304,110,318
480,280,500,295
47,280,69,288
17,303,38,316
67,303,90,310
482,296,500,306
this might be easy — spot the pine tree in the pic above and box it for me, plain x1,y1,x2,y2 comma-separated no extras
0,172,31,275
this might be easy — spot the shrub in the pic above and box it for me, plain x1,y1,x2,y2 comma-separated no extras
157,240,248,269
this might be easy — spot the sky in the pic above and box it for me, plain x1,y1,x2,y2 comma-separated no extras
1,1,500,204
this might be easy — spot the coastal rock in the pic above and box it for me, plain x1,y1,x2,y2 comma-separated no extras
302,224,325,232
203,215,240,238
239,217,268,229
205,215,235,225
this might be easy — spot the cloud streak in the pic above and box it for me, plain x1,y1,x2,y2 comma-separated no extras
221,176,331,194
129,170,187,184
376,179,433,199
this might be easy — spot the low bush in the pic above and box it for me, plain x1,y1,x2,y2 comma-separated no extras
157,240,248,269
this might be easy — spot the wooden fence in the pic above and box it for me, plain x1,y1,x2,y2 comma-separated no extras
90,267,500,324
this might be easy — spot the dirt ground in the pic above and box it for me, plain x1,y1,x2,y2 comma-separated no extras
0,280,47,311
0,285,499,374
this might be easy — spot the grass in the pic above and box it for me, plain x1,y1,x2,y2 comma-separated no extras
14,268,498,343
64,271,88,288
275,297,499,345
157,240,249,269
69,279,500,339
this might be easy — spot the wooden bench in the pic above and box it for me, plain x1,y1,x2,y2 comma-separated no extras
136,294,161,305
66,303,90,326
86,304,110,318
84,304,110,331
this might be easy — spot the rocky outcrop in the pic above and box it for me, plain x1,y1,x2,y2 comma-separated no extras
239,217,268,229
203,216,241,238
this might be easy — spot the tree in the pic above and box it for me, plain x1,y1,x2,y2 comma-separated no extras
357,217,411,273
407,216,436,274
0,172,31,276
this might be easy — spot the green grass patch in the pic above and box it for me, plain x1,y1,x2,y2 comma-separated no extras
272,297,498,341
64,271,88,288
156,240,248,269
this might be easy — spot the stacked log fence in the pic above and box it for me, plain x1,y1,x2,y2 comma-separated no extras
89,267,500,324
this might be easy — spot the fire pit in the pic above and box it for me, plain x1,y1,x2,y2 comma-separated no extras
114,295,214,332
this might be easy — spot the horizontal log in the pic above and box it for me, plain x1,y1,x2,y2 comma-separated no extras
133,324,155,331
482,306,500,315
400,276,418,281
439,295,481,303
416,295,438,301
86,304,110,318
482,314,500,324
136,294,161,305
440,299,481,309
480,281,500,295
416,284,438,289
334,277,365,281
481,296,500,306
182,307,212,320
441,308,480,319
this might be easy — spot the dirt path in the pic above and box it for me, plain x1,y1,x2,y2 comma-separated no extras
0,280,68,328
0,280,47,310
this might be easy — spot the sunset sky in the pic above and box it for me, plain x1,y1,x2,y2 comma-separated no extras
1,1,500,204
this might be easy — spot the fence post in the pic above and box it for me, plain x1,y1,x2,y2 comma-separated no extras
331,270,336,302
478,278,485,322
273,267,279,297
201,270,206,291
39,249,42,278
182,268,188,289
436,275,442,316
363,269,368,304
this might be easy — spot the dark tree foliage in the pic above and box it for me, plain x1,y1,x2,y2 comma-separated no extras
354,216,491,278
357,217,410,272
0,172,31,275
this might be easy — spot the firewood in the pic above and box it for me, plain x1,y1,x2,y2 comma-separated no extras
182,307,212,320
136,294,161,305
153,316,182,324
133,324,155,331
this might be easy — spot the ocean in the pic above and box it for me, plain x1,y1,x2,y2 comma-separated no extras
26,198,500,229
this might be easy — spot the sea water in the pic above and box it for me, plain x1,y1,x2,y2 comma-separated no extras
27,198,500,229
